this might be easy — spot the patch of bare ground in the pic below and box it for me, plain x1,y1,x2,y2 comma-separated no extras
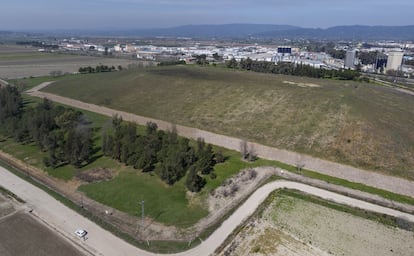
0,195,15,219
218,194,414,256
0,212,85,256
75,168,115,183
207,168,272,214
216,222,326,256
283,80,322,88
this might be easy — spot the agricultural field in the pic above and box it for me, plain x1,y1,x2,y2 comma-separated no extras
44,65,414,179
0,194,84,256
0,44,141,79
217,191,414,256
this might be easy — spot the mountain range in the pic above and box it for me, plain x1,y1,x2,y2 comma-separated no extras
126,24,414,40
4,24,414,40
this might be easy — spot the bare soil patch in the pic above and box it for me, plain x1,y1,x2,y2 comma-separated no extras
217,194,414,256
283,80,322,88
0,212,85,256
208,168,272,213
0,195,15,219
76,168,115,183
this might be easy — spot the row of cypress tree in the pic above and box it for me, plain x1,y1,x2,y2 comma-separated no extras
102,117,223,192
0,85,94,168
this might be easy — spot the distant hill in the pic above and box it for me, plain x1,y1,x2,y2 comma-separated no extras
257,25,414,40
12,24,414,40
95,24,298,38
110,24,414,40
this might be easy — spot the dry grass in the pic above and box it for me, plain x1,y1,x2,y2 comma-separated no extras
0,45,141,79
44,65,414,179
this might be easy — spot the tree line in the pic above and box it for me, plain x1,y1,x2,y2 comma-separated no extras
306,41,346,59
1,85,226,193
78,65,118,74
102,117,224,192
226,58,363,81
0,85,94,168
16,41,59,49
158,60,186,66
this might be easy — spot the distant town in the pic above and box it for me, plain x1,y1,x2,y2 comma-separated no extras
25,36,414,78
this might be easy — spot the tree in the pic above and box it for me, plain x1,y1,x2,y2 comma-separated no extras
247,143,257,162
196,139,215,175
212,53,221,61
240,140,248,160
226,58,238,69
195,54,208,65
214,149,225,163
357,51,378,65
186,165,206,192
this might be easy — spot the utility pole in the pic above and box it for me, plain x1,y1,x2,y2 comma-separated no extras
140,200,145,228
135,200,145,236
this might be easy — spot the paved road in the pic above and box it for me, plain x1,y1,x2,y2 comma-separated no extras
1,167,413,256
27,82,414,197
0,78,9,87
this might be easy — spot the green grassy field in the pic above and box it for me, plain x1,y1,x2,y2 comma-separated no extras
0,52,67,61
44,65,414,179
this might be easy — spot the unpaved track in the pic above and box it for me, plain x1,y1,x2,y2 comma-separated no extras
27,82,414,197
1,167,413,256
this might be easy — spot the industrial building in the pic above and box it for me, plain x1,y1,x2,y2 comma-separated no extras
345,50,356,69
386,51,404,71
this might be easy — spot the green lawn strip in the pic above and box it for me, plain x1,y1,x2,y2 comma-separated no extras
203,147,276,192
0,52,67,61
79,169,208,228
8,74,78,91
268,159,414,206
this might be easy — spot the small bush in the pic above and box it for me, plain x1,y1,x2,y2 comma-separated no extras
210,172,217,179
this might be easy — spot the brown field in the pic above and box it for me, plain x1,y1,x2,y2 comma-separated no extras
0,45,142,79
0,194,85,256
0,212,85,256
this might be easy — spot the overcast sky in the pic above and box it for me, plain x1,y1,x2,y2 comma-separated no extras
2,0,413,30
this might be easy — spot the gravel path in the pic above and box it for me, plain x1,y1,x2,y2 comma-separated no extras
27,82,414,197
1,166,413,256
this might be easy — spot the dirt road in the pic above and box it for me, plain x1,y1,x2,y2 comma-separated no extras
1,166,413,256
27,82,414,197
